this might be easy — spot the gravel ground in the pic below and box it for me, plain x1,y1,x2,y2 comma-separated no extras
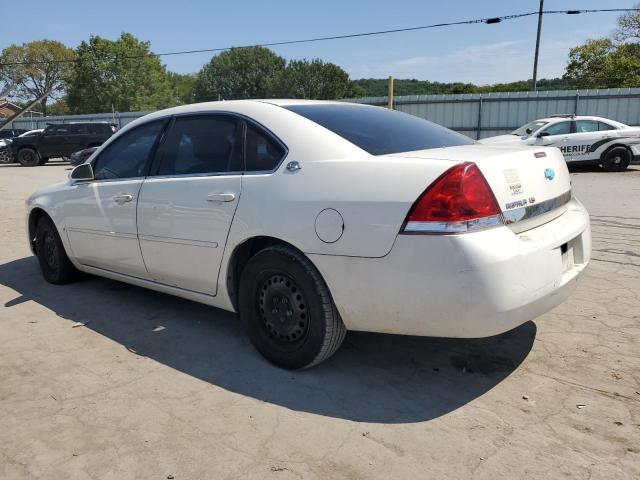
0,161,638,479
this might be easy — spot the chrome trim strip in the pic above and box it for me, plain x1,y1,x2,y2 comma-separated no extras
138,234,218,248
67,227,138,239
404,215,503,234
502,190,572,224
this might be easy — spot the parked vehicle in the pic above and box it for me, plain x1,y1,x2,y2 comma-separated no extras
0,128,29,163
18,128,44,137
69,146,98,166
26,100,591,369
9,122,115,166
480,114,640,171
0,128,28,140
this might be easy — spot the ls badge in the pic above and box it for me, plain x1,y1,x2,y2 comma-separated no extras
544,168,555,180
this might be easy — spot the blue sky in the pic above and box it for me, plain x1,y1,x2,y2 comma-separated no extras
2,0,636,84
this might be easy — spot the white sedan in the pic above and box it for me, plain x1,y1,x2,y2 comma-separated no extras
26,100,591,369
481,114,640,171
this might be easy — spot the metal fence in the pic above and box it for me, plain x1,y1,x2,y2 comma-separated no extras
7,87,640,139
348,87,640,138
8,110,151,131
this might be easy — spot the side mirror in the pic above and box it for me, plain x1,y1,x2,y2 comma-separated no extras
537,131,550,138
70,163,94,181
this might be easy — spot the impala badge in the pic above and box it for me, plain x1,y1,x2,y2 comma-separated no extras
544,168,555,180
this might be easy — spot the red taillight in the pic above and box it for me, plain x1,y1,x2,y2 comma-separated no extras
403,162,503,234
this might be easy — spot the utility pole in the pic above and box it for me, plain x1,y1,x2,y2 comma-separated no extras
387,76,394,109
532,0,544,91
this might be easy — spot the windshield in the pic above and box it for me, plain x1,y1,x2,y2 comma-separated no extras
512,120,548,136
285,104,474,155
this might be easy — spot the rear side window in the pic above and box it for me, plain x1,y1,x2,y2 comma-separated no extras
45,125,69,135
245,124,285,171
285,104,473,155
597,121,616,131
93,120,164,180
155,115,242,176
576,120,598,133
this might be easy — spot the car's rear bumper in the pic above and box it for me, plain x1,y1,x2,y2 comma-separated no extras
309,198,591,337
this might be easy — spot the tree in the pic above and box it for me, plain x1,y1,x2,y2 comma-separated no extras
564,38,640,89
193,47,285,101
66,33,175,114
615,5,640,42
168,72,197,105
275,59,356,99
0,40,75,115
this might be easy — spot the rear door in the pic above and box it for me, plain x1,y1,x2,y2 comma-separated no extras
136,114,243,295
569,120,612,162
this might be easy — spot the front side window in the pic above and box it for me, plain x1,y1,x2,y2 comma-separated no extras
544,121,572,136
93,120,164,180
245,124,285,171
155,115,242,176
285,104,473,155
576,120,599,133
512,120,548,136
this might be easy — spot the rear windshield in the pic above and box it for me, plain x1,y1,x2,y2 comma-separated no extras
285,104,474,155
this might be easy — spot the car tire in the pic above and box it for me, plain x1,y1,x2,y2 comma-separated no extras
239,245,347,369
35,216,79,284
17,148,40,167
601,147,631,172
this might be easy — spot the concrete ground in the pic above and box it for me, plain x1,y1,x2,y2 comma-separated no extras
0,160,638,480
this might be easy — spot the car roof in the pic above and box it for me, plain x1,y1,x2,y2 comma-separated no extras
537,115,624,125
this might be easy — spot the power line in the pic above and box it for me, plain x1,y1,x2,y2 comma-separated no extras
0,8,638,67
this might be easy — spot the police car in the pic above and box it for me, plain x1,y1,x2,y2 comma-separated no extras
480,115,640,171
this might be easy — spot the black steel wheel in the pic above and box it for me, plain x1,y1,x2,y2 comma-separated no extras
35,216,79,284
601,147,631,172
258,273,310,346
239,245,346,369
17,148,40,167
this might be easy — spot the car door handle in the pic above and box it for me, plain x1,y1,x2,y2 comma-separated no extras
207,193,236,202
113,194,133,204
561,137,569,141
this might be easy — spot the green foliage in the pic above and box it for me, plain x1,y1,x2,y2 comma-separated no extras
193,47,285,101
0,40,75,115
564,39,640,89
350,77,573,97
66,33,176,114
276,59,356,99
614,5,640,42
168,72,197,104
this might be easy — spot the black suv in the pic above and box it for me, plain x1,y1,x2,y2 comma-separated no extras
10,122,115,166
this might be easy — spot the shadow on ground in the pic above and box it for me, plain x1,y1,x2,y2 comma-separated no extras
0,256,536,424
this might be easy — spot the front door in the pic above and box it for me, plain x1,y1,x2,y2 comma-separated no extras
535,120,573,160
137,114,244,296
65,120,166,277
39,125,71,158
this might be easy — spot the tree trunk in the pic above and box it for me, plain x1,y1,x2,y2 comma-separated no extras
40,98,48,116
